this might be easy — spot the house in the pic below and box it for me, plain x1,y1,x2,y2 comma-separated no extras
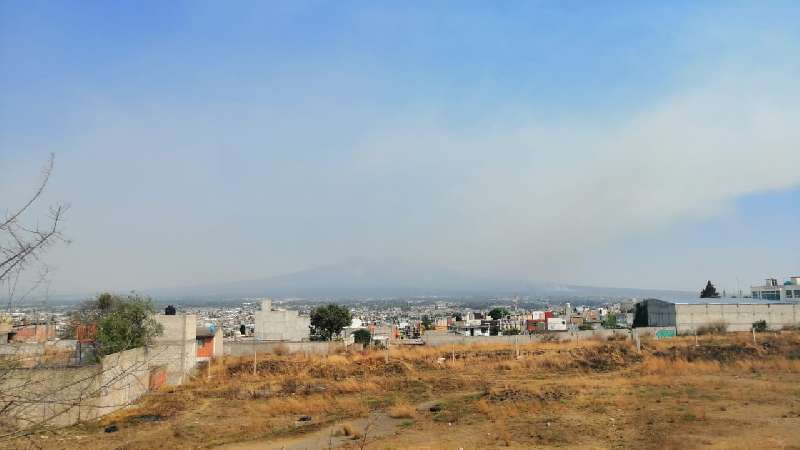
254,299,310,341
752,276,800,300
196,325,223,362
453,319,490,336
152,313,197,385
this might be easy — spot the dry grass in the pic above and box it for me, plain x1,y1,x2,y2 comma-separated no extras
387,401,416,419
14,331,800,450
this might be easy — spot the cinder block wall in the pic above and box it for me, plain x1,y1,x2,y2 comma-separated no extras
676,303,800,333
151,314,197,384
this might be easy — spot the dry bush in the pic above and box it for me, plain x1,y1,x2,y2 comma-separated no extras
640,356,721,375
734,359,800,373
475,398,492,416
496,361,521,371
331,377,380,394
697,321,728,335
495,419,513,446
272,343,288,356
337,422,362,439
387,401,416,419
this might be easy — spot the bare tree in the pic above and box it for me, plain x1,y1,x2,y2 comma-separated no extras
1,154,68,306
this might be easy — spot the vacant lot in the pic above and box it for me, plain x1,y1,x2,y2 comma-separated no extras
6,332,800,449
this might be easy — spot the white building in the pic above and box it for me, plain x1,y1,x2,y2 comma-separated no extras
254,299,310,342
752,276,800,301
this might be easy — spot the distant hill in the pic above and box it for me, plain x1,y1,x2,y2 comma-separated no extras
146,260,692,302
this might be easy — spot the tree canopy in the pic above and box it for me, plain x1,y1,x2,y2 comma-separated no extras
488,307,510,320
310,304,352,341
353,328,372,345
601,313,618,329
700,280,720,298
95,293,163,356
420,315,433,330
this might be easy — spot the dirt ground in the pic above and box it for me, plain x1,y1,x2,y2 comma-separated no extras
5,333,800,450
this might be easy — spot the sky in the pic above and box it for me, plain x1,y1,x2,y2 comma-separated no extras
1,1,799,296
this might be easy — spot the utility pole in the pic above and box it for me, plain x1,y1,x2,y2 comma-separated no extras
253,333,257,376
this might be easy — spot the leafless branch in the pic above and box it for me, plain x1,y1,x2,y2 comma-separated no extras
1,155,68,307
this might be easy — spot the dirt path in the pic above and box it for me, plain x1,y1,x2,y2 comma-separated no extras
217,397,452,450
218,411,404,450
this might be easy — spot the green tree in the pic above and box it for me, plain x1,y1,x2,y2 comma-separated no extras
420,315,433,330
700,281,720,298
64,292,124,338
353,328,372,345
488,307,509,320
96,294,163,356
310,304,352,341
601,313,618,329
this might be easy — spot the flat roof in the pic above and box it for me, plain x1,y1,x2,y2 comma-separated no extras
647,298,800,306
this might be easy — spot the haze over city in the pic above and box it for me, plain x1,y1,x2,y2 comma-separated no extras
2,2,799,297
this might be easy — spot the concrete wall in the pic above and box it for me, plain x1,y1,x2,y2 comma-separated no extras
211,328,224,357
675,303,800,333
94,347,151,418
0,347,153,430
151,314,196,384
422,329,631,346
0,364,100,429
0,340,77,368
254,300,310,342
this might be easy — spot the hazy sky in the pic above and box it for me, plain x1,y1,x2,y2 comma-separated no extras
1,1,799,295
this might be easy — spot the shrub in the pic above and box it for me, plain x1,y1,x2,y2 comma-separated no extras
353,328,372,345
96,294,163,356
696,321,727,335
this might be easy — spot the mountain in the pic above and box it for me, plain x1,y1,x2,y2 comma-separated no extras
147,260,692,302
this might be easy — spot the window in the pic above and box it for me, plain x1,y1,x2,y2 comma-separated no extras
762,291,780,300
788,290,794,299
795,290,800,298
753,291,760,299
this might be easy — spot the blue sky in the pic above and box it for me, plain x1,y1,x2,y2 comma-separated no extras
1,1,799,294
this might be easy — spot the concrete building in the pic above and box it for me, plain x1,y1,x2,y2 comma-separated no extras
452,319,490,336
151,314,197,384
254,299,310,342
636,298,800,333
752,276,800,300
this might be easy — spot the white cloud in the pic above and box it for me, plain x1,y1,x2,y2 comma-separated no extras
347,68,800,280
